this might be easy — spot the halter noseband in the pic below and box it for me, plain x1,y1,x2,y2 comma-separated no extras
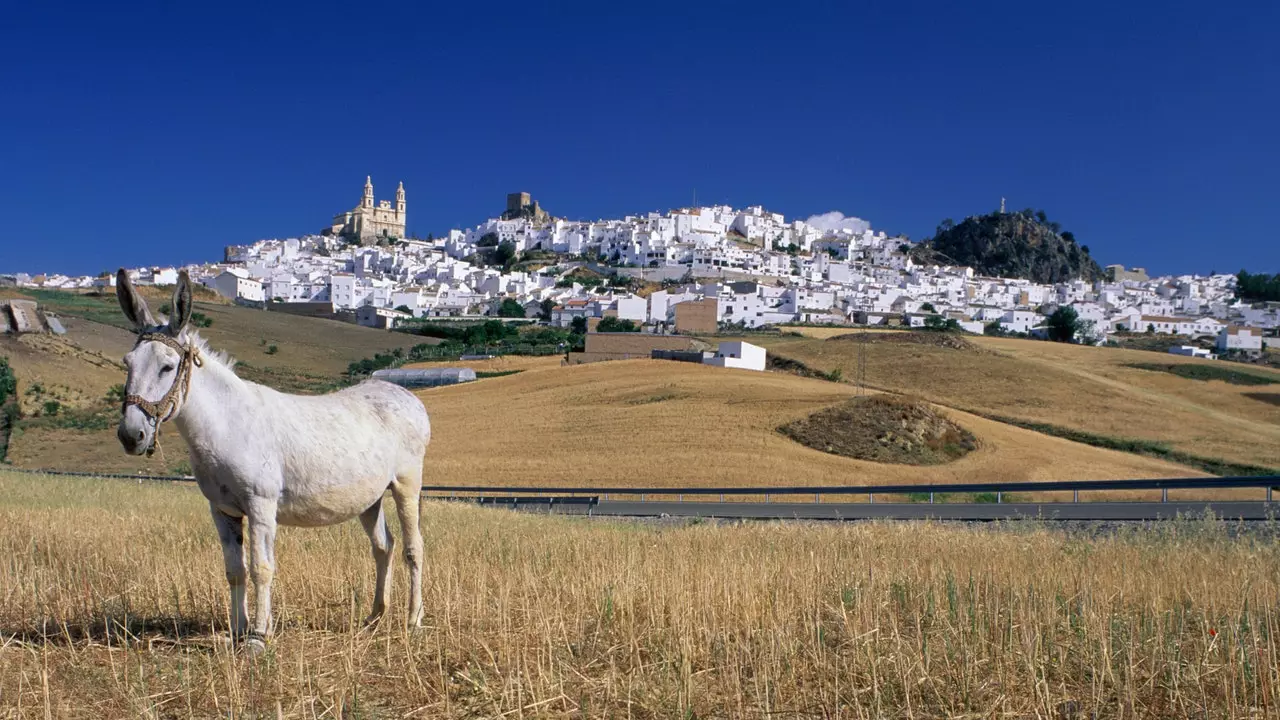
122,332,202,457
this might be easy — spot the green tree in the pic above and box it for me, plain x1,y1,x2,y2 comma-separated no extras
538,298,556,321
497,298,526,318
920,302,936,313
477,232,499,247
494,241,517,268
1236,270,1280,301
924,315,961,332
1046,306,1080,343
597,317,640,332
395,305,413,314
570,316,588,334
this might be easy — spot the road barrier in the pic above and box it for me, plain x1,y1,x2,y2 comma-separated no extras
8,467,1278,506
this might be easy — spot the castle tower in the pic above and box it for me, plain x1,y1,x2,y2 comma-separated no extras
363,176,374,209
396,181,406,217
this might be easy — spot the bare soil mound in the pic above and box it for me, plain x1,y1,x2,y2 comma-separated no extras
825,331,977,351
779,395,977,465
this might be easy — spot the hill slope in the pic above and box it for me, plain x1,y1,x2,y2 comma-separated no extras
413,359,1197,488
920,210,1104,283
752,332,1280,470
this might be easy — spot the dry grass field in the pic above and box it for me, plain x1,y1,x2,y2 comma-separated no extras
750,332,1280,470
414,359,1208,496
1,470,1277,718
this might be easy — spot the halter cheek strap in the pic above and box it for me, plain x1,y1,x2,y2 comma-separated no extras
122,332,202,457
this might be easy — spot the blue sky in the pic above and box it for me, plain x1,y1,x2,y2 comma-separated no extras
2,0,1276,278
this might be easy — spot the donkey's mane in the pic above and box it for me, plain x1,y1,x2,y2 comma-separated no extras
177,328,237,369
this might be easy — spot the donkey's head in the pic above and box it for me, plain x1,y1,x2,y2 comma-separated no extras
115,268,199,456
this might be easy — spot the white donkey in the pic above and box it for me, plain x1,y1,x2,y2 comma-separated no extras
114,269,430,649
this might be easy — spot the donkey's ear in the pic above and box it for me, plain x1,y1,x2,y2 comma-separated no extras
115,268,156,331
168,270,193,336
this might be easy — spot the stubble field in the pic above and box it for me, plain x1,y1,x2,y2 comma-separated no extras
1,470,1278,718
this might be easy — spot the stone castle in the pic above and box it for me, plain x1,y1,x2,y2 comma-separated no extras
326,176,406,244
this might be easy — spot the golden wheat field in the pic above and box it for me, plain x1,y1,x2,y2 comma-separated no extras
751,333,1280,470
414,359,1205,491
1,470,1278,718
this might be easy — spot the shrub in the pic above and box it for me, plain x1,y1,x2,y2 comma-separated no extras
0,358,15,407
265,345,279,355
923,315,962,332
42,400,61,416
597,317,639,333
497,298,526,318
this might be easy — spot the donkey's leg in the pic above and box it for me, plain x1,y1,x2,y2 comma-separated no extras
391,477,425,628
210,505,249,638
358,496,395,625
245,497,279,644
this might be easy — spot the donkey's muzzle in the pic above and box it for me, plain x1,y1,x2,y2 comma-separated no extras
117,417,152,456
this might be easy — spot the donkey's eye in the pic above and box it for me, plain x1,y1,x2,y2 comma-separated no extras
160,365,175,374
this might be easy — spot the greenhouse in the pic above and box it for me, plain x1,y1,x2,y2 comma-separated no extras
370,367,477,388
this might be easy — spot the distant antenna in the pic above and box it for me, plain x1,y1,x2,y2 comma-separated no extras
1000,197,1006,213
692,188,697,208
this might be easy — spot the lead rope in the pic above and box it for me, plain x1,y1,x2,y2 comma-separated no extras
121,333,202,458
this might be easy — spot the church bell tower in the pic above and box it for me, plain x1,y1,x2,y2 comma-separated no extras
396,181,406,218
363,176,374,209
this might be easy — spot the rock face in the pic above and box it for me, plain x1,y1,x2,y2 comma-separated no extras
919,211,1103,284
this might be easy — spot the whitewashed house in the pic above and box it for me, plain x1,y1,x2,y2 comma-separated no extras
703,341,766,372
213,269,265,303
1217,326,1264,355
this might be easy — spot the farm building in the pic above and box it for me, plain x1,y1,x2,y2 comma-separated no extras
703,341,767,372
370,367,477,388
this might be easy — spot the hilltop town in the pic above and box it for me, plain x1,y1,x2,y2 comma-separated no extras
3,177,1272,357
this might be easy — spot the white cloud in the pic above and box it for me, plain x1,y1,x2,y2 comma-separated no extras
804,211,870,235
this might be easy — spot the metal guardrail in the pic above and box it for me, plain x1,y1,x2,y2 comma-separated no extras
423,475,1280,504
6,468,1278,504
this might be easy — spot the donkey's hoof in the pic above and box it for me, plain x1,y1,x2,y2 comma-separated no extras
245,636,268,656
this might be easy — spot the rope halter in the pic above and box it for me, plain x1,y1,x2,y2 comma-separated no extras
121,332,203,457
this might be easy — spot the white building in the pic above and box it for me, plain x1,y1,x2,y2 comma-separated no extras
1217,326,1264,355
702,341,766,372
212,269,265,303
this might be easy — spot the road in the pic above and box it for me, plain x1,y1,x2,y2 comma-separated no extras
463,499,1278,522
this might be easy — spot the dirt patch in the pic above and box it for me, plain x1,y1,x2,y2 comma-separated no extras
825,331,978,351
766,354,842,382
779,395,977,465
1245,393,1280,408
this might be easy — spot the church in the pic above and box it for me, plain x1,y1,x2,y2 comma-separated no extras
326,176,406,244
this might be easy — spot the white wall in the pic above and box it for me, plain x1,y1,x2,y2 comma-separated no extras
703,341,766,372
